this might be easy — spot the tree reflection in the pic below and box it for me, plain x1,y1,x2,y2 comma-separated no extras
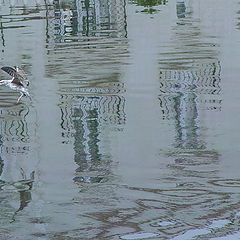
131,0,167,14
134,0,167,7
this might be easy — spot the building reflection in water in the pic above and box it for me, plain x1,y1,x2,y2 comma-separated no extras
159,61,221,150
45,0,127,184
157,1,224,235
46,0,126,44
159,0,221,155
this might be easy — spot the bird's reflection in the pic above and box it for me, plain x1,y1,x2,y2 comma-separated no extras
0,164,34,223
10,168,35,223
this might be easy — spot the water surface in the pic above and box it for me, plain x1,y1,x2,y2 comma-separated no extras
0,0,240,239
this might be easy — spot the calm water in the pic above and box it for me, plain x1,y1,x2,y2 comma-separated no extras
0,0,240,239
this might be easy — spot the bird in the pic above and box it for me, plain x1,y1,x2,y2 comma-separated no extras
0,66,31,103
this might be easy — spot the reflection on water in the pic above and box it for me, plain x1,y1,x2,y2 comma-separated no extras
1,0,240,239
131,0,167,14
60,93,126,184
47,0,127,41
159,61,221,150
0,103,35,227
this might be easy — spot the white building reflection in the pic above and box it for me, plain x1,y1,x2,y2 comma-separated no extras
159,0,222,152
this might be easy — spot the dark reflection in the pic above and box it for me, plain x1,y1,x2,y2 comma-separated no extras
0,166,35,223
131,0,167,14
135,0,167,6
176,0,186,18
10,169,35,223
237,8,240,30
0,22,5,52
0,156,3,179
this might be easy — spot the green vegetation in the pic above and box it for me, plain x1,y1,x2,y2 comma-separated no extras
135,0,167,7
130,0,168,14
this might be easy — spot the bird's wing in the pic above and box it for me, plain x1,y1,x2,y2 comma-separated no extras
11,76,23,86
17,67,29,86
1,66,18,78
1,66,28,87
16,67,29,86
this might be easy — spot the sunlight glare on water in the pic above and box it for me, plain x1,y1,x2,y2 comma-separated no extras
0,0,240,239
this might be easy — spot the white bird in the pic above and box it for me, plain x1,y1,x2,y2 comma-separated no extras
0,66,31,103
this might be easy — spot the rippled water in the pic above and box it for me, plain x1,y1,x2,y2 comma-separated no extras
0,0,240,239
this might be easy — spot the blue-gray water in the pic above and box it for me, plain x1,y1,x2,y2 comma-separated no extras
0,0,240,239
